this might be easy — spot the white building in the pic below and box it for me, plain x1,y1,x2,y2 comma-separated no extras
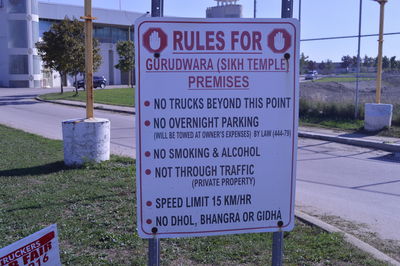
0,0,143,88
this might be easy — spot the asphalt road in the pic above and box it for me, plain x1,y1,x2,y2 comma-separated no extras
1,88,399,242
0,87,135,157
297,138,400,241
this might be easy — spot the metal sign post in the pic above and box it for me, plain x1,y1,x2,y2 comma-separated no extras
271,2,293,266
151,0,163,17
281,0,293,19
147,1,163,265
148,235,160,266
272,229,284,266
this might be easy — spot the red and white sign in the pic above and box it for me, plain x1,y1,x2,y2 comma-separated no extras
143,28,168,53
135,18,299,238
0,224,61,266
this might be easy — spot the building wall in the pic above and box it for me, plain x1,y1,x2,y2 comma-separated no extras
0,1,8,87
0,0,142,88
206,4,242,18
0,0,40,88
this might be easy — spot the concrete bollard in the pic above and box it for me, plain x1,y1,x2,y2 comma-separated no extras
364,103,393,132
62,118,110,166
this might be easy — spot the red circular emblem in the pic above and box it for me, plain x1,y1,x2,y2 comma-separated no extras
143,28,168,53
267,29,292,54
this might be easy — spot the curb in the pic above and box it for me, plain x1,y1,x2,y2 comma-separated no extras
35,97,135,115
299,131,400,153
36,97,400,153
295,211,400,266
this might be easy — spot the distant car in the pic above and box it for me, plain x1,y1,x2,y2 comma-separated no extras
75,76,107,89
305,70,318,80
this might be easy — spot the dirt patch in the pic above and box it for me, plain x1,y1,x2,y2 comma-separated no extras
298,207,400,262
319,214,400,262
300,74,400,105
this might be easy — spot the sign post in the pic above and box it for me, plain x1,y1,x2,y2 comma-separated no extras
136,16,299,263
271,2,294,265
148,1,163,265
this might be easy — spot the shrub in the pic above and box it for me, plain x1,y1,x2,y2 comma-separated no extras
299,99,363,120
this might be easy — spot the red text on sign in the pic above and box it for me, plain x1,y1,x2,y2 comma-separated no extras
173,31,262,51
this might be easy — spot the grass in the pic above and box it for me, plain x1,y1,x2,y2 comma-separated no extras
300,117,364,131
0,124,387,265
315,77,374,83
299,117,400,138
300,117,400,138
299,99,400,137
318,214,400,262
40,87,134,107
41,88,400,138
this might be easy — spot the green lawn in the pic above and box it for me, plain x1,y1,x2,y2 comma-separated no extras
0,124,387,265
40,87,134,107
315,77,374,83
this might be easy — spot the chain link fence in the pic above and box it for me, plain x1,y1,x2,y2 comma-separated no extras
297,0,399,124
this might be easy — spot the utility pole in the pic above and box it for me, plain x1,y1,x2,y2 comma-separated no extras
83,0,94,118
355,0,363,119
374,0,387,104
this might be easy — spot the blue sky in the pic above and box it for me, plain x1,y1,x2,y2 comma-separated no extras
46,0,400,62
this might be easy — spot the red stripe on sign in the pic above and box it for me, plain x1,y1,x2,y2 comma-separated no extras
0,231,55,265
37,232,55,245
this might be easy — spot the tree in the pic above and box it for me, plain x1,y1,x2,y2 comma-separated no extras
307,60,316,71
36,17,102,94
363,55,374,68
68,30,102,94
351,56,359,68
390,56,398,70
382,56,390,69
341,55,352,69
300,53,309,74
325,59,335,73
318,60,326,71
115,40,135,87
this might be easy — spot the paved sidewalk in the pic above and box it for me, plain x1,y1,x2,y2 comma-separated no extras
36,97,400,153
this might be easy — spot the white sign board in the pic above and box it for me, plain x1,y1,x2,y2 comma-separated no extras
0,224,61,266
135,18,299,238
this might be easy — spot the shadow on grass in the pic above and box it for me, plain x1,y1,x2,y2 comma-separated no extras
0,161,70,177
339,128,372,138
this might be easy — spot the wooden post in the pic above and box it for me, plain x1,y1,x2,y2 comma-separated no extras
83,0,94,118
375,0,387,104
